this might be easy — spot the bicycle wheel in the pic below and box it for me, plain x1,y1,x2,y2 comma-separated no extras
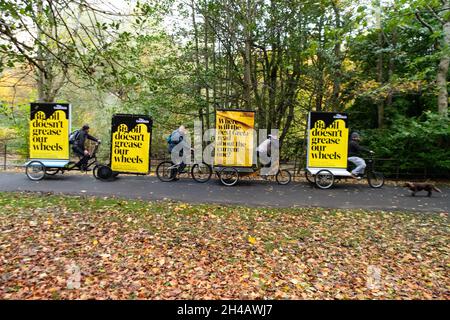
305,170,314,184
93,164,100,179
96,165,113,181
156,161,177,182
191,162,212,183
26,161,46,181
314,169,334,189
219,167,239,186
276,169,292,185
367,171,384,188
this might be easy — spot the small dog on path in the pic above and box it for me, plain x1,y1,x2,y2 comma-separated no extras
404,182,442,197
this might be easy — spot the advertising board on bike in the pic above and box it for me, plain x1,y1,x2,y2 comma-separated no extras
307,112,349,169
110,114,152,174
29,103,71,160
214,110,255,168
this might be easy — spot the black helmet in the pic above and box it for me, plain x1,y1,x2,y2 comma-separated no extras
82,124,90,130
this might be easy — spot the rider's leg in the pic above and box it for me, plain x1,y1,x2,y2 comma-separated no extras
178,148,187,173
348,157,366,176
79,155,90,171
72,147,86,169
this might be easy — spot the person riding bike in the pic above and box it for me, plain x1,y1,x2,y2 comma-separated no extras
257,134,280,178
167,125,189,176
348,132,374,180
72,124,100,171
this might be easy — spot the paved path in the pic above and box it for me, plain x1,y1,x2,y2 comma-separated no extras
0,173,448,212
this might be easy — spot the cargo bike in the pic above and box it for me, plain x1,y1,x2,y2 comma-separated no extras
25,102,106,181
25,141,104,181
304,111,384,189
25,112,154,182
215,165,292,187
305,155,384,189
213,109,292,187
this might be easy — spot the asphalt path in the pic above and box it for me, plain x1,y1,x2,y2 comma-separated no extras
0,173,448,212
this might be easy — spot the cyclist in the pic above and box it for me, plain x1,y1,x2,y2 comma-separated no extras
257,134,280,177
72,124,100,171
167,125,189,176
348,132,373,179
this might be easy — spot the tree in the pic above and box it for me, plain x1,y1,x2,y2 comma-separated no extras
0,0,150,102
412,0,449,116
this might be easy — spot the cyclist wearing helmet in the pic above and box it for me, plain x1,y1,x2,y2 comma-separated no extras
348,132,373,179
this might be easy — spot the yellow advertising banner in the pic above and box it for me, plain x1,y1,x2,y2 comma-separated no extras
29,103,70,160
215,110,255,167
307,112,349,168
110,115,152,174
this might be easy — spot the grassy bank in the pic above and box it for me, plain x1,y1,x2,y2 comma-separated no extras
0,192,448,299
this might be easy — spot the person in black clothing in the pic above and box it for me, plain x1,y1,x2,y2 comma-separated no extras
348,132,373,179
72,124,100,171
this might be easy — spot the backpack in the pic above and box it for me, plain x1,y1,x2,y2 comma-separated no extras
166,134,173,144
69,130,81,145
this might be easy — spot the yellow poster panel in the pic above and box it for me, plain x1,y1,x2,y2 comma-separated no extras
29,104,70,160
308,113,349,168
111,119,151,174
215,110,255,167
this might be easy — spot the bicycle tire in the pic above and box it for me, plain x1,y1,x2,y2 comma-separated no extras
219,167,239,186
156,161,177,182
367,171,384,188
191,163,212,183
276,169,292,185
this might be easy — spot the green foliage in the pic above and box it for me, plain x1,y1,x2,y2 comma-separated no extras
0,0,449,176
363,112,450,177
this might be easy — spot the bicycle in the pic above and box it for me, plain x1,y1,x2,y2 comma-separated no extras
156,158,213,183
217,165,292,187
308,155,384,190
26,142,103,181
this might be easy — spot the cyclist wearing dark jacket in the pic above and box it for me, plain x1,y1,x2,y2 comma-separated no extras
72,124,100,171
348,132,373,179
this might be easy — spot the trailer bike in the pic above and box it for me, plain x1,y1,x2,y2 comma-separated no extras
25,142,103,181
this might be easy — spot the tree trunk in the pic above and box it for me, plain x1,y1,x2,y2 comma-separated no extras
204,11,211,129
386,26,397,107
212,28,217,114
376,0,384,127
243,0,253,109
437,16,450,117
36,0,48,102
191,0,203,124
330,1,342,111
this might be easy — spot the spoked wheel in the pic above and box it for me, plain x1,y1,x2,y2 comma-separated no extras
191,162,212,183
219,167,239,187
314,169,335,189
276,169,292,185
305,170,314,184
45,168,60,176
367,171,384,188
26,161,46,181
95,165,113,181
156,161,177,182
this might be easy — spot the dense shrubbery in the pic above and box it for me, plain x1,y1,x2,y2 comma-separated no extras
362,112,450,178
